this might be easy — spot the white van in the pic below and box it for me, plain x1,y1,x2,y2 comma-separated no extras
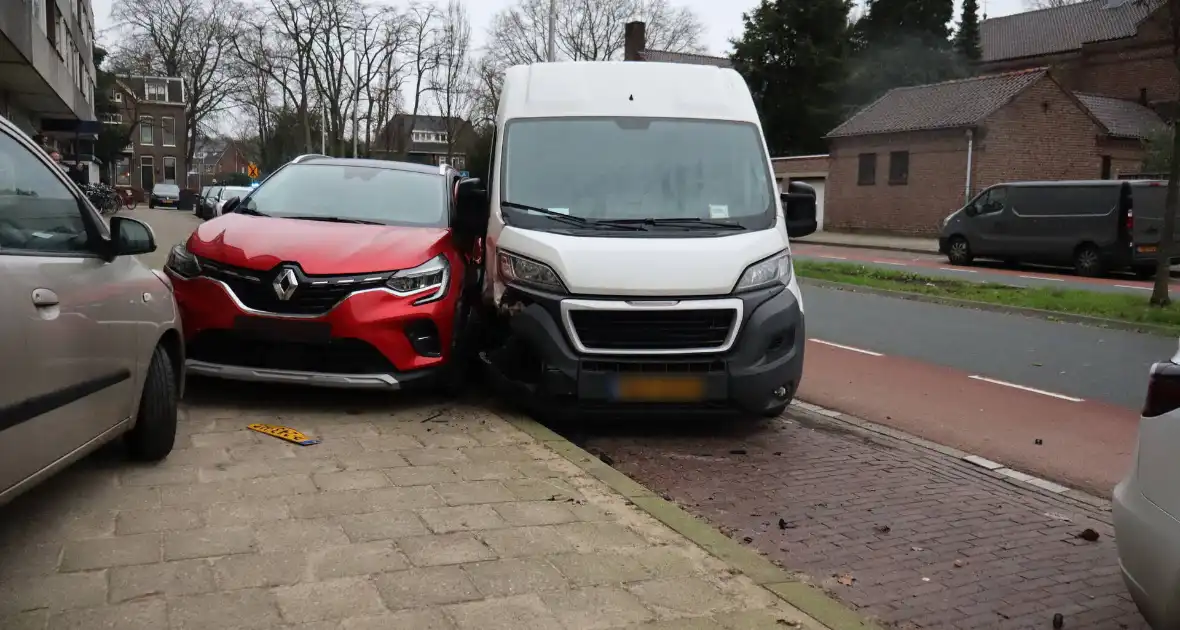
454,61,817,417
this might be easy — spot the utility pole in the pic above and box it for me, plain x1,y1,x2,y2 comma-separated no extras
321,103,327,154
352,29,360,158
547,0,556,62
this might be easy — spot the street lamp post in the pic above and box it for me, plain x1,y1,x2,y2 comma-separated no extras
547,0,556,62
352,29,360,158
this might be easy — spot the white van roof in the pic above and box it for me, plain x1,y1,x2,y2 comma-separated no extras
499,61,759,124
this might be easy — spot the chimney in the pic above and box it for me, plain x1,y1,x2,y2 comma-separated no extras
624,21,646,61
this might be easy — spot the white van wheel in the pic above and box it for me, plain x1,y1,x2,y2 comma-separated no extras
947,237,973,265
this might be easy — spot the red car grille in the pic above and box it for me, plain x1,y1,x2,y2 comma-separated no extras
198,259,389,316
187,330,396,374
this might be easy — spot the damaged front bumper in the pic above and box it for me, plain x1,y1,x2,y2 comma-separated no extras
481,284,805,416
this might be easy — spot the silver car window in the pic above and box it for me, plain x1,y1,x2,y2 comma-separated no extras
0,132,90,254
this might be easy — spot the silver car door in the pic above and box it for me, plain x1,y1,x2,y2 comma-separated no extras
0,124,139,495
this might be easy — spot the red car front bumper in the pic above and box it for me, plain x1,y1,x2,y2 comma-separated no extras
171,270,458,389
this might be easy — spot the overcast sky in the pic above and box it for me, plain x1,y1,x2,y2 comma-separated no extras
89,0,1029,56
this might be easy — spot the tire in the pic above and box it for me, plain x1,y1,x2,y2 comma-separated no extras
435,298,474,398
946,236,973,265
1074,244,1105,278
148,202,155,209
125,344,178,462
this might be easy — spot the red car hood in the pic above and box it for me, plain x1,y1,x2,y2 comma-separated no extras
188,214,451,275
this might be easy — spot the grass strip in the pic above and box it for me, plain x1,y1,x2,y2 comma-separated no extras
794,260,1180,330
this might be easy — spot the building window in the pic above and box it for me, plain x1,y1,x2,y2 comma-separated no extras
161,117,176,146
140,156,153,188
100,113,121,124
139,116,153,145
204,163,214,174
115,157,131,185
888,151,909,185
113,92,122,103
412,130,447,144
450,156,465,169
857,153,876,186
1101,155,1113,179
146,82,167,101
163,156,177,183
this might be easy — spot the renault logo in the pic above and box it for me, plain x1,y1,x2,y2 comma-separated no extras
273,267,298,301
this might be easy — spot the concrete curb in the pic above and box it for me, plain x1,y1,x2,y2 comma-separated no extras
796,237,1180,279
798,277,1180,338
500,413,879,630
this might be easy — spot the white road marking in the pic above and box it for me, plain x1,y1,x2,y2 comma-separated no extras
1019,275,1063,281
967,375,1083,402
873,260,907,266
817,255,847,260
939,267,977,273
1114,284,1150,291
810,339,883,356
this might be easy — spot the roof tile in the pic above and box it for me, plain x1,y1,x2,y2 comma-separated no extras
1074,92,1166,138
827,68,1048,138
639,49,732,68
980,0,1161,62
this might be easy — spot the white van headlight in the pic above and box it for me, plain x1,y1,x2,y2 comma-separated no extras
734,251,792,292
498,249,566,293
387,254,449,304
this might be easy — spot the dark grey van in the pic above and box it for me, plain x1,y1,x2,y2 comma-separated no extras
938,180,1175,277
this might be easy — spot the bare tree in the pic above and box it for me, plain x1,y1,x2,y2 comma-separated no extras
1023,0,1087,8
431,0,474,162
469,55,504,129
111,0,240,169
401,2,443,159
486,0,705,67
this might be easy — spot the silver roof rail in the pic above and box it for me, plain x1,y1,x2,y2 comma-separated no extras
291,153,327,164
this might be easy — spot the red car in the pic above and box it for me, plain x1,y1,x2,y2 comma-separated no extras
164,156,483,391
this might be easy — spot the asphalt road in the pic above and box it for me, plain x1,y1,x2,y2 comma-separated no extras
802,283,1175,409
793,242,1175,296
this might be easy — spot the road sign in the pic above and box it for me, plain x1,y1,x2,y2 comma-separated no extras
459,170,469,178
247,162,260,179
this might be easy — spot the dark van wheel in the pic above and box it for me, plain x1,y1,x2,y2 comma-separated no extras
947,236,973,265
1074,244,1105,278
126,344,178,461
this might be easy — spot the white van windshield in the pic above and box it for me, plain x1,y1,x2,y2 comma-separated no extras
500,118,775,233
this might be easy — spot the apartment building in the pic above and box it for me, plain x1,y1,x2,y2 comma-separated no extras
0,0,99,147
105,76,187,196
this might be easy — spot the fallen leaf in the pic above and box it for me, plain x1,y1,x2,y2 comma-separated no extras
836,573,855,586
597,452,615,465
743,536,753,544
1076,529,1100,542
873,525,891,534
1053,612,1064,629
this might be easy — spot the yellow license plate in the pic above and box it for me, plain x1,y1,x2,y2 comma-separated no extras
1139,245,1158,253
614,376,706,402
247,423,321,446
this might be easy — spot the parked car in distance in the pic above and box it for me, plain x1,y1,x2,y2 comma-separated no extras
1114,340,1180,629
165,157,481,392
0,113,184,507
939,180,1175,278
213,186,252,217
196,185,213,219
149,183,182,209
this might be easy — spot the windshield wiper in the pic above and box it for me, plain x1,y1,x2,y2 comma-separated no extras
598,217,746,231
500,201,644,231
234,207,269,217
281,215,382,225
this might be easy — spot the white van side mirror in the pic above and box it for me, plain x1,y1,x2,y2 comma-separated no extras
781,181,817,238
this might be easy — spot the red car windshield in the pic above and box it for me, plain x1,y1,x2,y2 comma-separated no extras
240,163,447,227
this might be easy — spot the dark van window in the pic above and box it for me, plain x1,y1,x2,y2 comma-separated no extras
857,153,876,186
888,151,909,185
979,187,1006,214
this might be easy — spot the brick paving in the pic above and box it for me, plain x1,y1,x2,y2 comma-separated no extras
576,408,1147,630
0,382,825,630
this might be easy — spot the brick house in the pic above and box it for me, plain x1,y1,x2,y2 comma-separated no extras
192,137,251,188
374,114,476,169
102,75,187,198
792,0,1172,236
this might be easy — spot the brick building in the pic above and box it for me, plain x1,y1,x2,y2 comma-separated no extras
102,75,187,198
784,0,1172,236
193,137,250,188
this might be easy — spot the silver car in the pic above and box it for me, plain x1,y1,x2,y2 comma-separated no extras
0,114,184,506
